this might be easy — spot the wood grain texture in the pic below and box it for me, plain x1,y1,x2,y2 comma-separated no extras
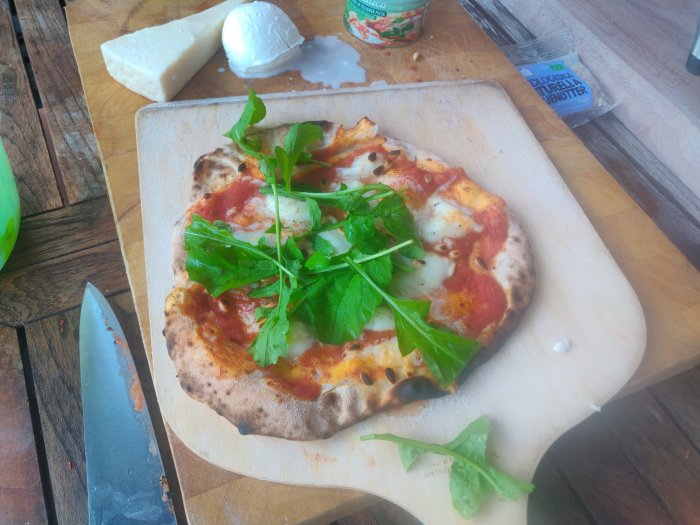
64,0,700,523
24,309,88,525
496,0,700,199
0,326,47,525
0,240,129,324
574,117,700,269
602,391,700,524
651,366,700,452
461,0,700,270
14,0,104,204
0,0,61,216
2,197,117,273
551,414,675,525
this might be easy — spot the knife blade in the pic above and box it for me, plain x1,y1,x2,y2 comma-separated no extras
80,282,176,524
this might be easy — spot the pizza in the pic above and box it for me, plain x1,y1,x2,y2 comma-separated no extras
164,98,534,441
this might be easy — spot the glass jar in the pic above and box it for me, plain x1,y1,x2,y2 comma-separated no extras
343,0,430,47
0,137,20,270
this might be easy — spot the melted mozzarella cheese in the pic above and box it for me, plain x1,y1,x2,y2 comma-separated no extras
266,194,312,232
415,194,482,243
317,229,351,254
392,252,455,299
286,319,316,360
365,307,395,331
335,151,383,183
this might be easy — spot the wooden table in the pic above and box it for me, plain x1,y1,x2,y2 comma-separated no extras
1,0,699,524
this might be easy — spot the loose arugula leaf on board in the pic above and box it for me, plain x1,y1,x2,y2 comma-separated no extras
248,281,292,366
184,215,279,296
361,416,534,520
373,193,426,259
345,257,479,386
306,255,392,344
224,89,266,156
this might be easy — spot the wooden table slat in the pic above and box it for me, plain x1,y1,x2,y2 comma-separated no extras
651,366,700,453
0,325,47,525
2,196,118,273
14,0,105,204
551,413,675,525
0,240,129,325
25,307,88,525
0,0,62,216
576,115,700,269
602,390,700,525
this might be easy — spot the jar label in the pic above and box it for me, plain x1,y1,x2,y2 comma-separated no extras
344,0,429,47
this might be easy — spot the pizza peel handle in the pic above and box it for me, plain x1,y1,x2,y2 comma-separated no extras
79,283,176,524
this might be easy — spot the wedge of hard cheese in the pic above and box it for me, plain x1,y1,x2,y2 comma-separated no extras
101,0,244,102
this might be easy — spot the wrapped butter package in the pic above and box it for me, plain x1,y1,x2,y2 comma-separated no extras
501,29,615,127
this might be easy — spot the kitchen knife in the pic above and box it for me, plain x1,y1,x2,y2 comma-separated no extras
80,282,176,524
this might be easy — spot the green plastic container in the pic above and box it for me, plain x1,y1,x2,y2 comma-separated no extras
344,0,430,47
0,137,20,270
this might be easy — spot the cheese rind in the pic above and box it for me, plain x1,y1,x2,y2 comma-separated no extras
101,0,243,102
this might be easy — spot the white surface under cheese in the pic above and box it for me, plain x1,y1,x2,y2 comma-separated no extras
101,0,243,102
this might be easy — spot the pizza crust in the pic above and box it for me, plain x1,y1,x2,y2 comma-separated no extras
165,119,534,440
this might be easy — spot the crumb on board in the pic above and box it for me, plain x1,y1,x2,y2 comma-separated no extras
412,51,422,62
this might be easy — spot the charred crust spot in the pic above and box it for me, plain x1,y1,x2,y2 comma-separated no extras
237,162,247,172
257,407,264,413
322,392,339,410
360,372,373,385
226,390,231,396
384,367,396,383
165,334,176,352
193,184,202,192
393,376,448,403
512,288,522,304
184,384,193,393
161,328,166,336
387,149,401,158
237,421,252,435
367,395,379,411
368,151,377,162
373,165,384,176
350,343,361,351
203,192,211,199
476,257,487,270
